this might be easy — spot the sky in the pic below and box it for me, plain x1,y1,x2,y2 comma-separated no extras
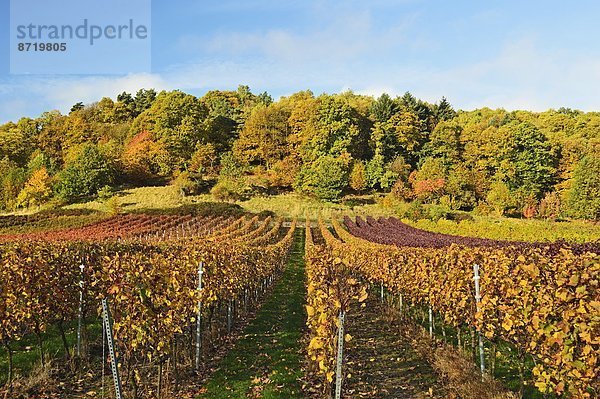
1,0,600,123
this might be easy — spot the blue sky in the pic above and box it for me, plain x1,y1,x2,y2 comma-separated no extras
2,0,600,123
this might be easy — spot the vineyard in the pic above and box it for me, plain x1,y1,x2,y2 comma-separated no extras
0,212,296,397
0,210,598,399
304,215,598,398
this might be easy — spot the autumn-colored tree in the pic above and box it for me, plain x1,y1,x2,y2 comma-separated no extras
408,157,448,202
371,110,424,165
122,131,172,180
0,118,38,165
0,158,27,210
189,143,218,177
233,103,291,168
500,121,558,198
16,167,52,208
130,90,208,174
413,178,445,201
268,155,301,188
486,180,513,216
349,161,367,192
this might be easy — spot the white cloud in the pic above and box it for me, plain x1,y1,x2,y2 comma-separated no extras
178,6,418,65
0,73,167,121
3,30,600,123
429,37,600,111
43,73,167,108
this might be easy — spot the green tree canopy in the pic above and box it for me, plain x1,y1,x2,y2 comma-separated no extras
294,155,349,200
567,154,600,220
56,144,117,201
501,121,558,198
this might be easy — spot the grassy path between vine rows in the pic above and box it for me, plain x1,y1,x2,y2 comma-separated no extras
198,229,306,399
344,295,447,399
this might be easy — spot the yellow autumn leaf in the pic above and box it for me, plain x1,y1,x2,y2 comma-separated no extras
326,371,334,382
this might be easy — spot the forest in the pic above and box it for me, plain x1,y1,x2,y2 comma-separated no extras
1,85,599,220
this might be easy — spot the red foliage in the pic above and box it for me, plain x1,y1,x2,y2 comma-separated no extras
413,178,445,197
343,215,600,255
0,214,228,243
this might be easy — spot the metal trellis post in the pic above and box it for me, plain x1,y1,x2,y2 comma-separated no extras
428,305,433,339
102,298,123,399
77,263,84,357
196,262,204,370
473,264,485,375
335,310,346,399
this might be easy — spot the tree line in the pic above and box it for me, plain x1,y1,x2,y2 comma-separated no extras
1,86,599,220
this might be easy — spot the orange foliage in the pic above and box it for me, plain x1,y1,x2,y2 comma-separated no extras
413,178,445,197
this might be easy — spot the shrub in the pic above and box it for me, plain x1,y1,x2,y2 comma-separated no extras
97,185,114,201
402,200,426,221
521,196,538,219
104,196,122,215
219,152,246,178
390,179,413,201
210,178,249,201
449,212,474,222
173,171,203,196
474,202,494,216
538,191,561,220
428,204,451,222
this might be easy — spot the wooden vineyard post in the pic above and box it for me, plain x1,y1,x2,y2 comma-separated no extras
76,263,84,357
195,262,204,371
102,298,123,399
473,264,485,376
380,283,384,302
334,310,346,399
